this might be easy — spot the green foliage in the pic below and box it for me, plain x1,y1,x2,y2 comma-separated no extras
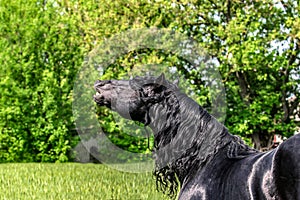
159,0,300,149
0,163,168,199
0,0,299,162
94,0,300,150
0,0,83,161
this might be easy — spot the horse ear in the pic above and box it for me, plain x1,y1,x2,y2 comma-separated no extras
173,79,179,87
156,73,166,85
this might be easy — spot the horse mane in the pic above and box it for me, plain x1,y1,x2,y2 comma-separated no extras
129,75,257,198
144,81,257,199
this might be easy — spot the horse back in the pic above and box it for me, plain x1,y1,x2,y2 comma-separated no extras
179,134,300,200
275,134,300,200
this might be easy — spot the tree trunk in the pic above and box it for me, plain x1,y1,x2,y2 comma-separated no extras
251,132,273,152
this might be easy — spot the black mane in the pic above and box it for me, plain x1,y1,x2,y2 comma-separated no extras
131,77,257,198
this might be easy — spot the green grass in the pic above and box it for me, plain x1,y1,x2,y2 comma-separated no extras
0,163,169,200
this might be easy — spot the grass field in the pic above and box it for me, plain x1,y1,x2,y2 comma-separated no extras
0,163,169,200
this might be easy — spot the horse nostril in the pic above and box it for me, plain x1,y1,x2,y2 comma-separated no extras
95,80,101,85
94,80,111,87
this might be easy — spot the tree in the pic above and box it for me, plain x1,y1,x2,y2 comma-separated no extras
0,0,83,161
159,0,300,150
86,0,300,150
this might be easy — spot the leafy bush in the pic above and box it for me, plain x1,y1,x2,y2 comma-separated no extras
0,0,82,162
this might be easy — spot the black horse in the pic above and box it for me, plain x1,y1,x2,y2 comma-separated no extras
93,74,300,200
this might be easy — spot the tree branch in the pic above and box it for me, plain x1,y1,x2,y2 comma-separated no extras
288,40,299,66
281,39,300,122
236,71,250,105
226,0,231,23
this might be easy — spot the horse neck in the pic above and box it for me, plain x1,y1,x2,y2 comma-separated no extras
150,92,230,178
150,91,226,147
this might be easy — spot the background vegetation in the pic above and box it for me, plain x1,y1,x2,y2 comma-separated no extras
0,0,299,162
